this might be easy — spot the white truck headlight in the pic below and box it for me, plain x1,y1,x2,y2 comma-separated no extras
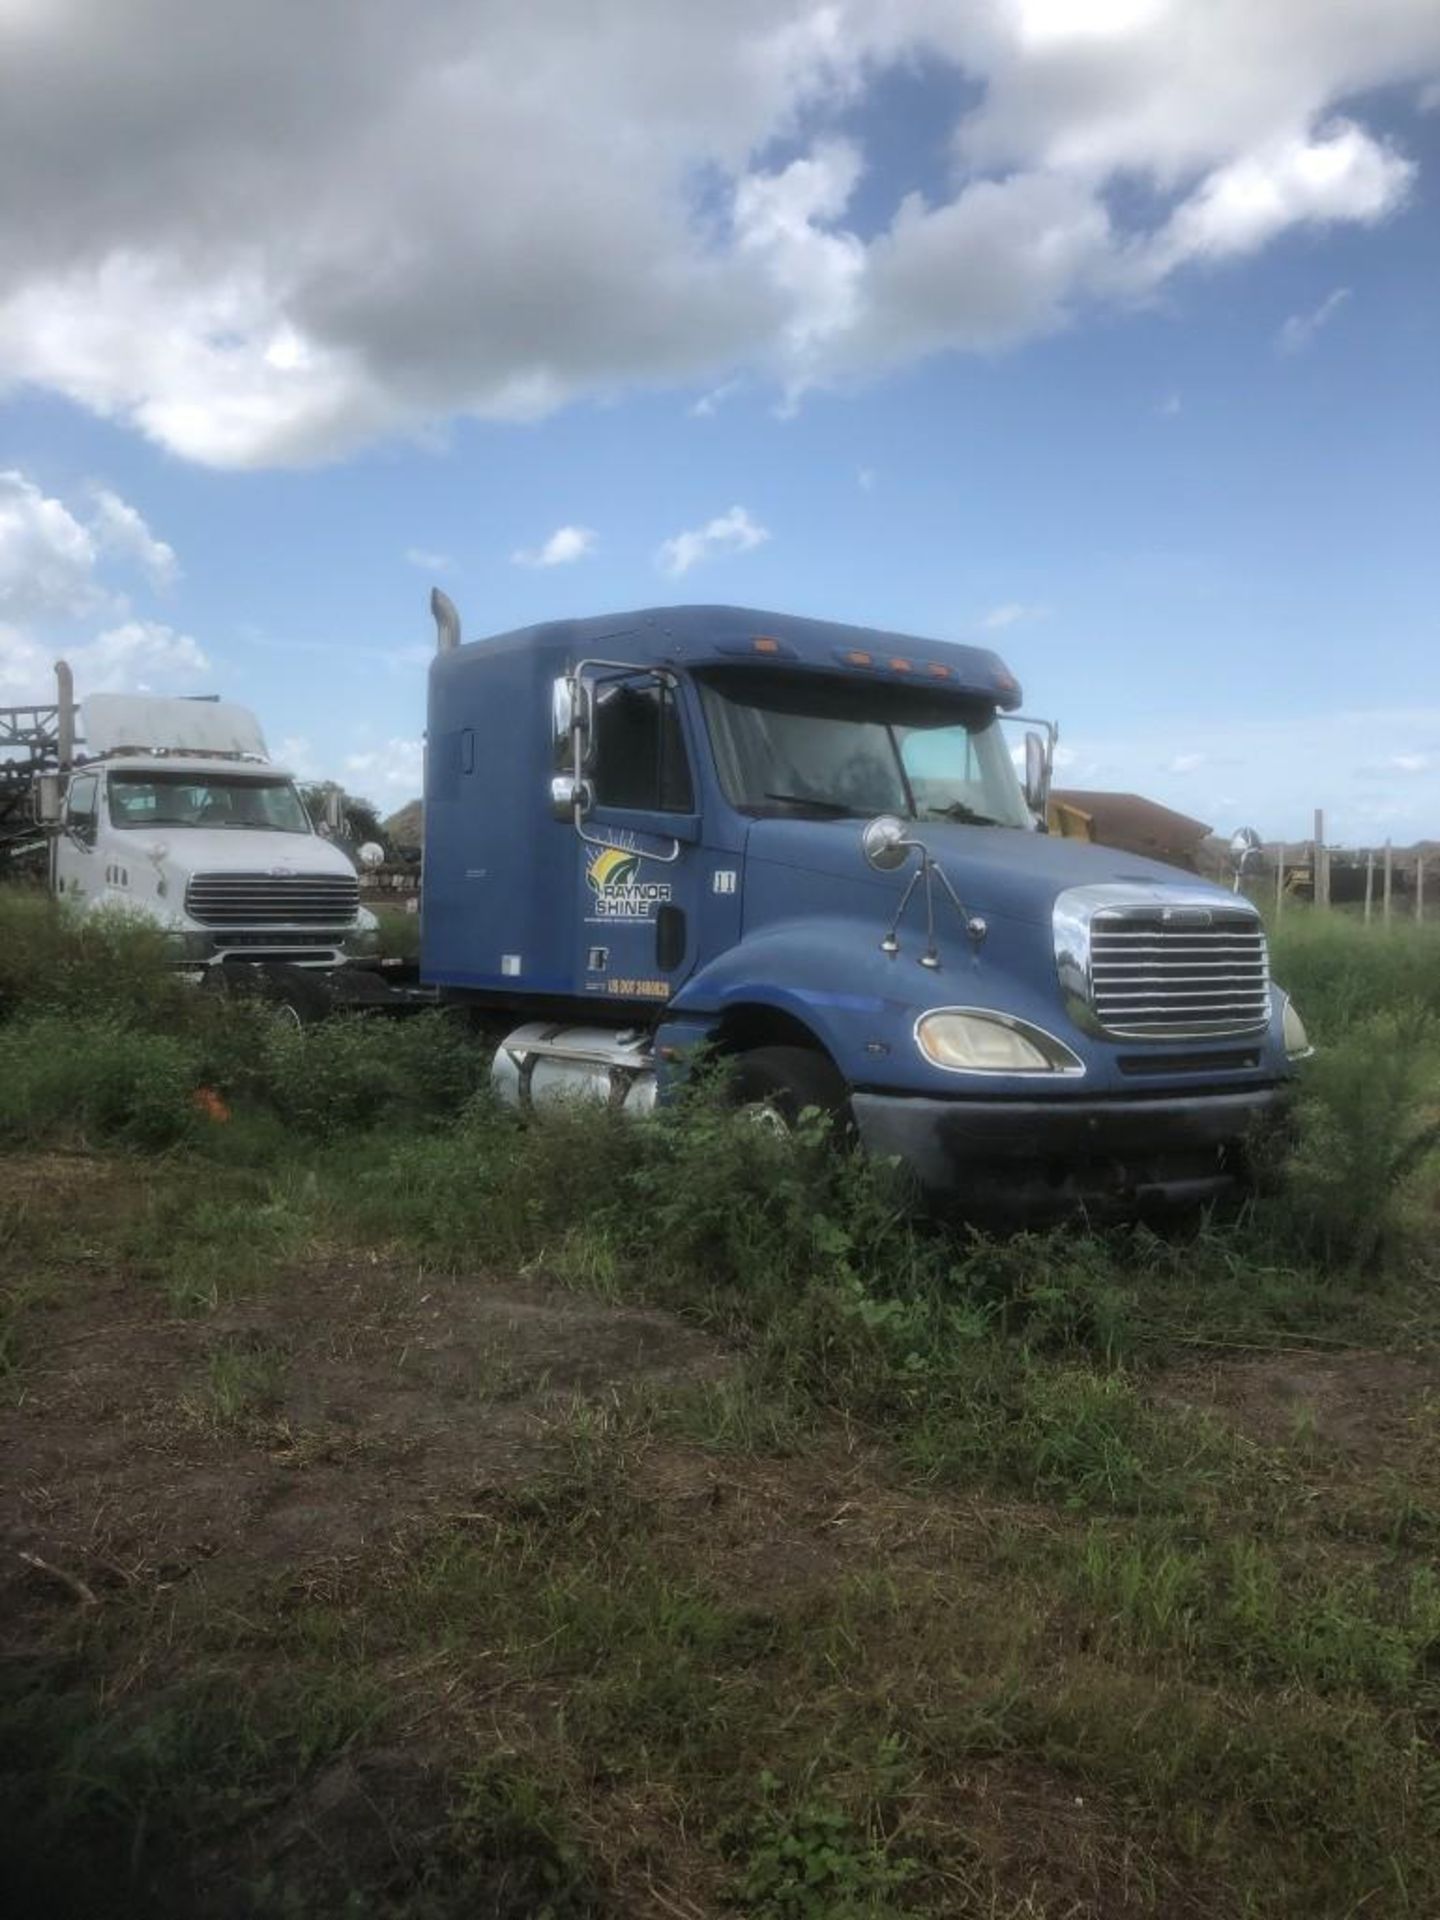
916,1009,1083,1075
1281,996,1313,1060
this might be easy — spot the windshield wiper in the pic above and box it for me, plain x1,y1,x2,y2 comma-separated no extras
924,800,1005,827
761,790,863,817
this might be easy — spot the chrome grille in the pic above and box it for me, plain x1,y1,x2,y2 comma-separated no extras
1088,907,1269,1038
185,871,359,927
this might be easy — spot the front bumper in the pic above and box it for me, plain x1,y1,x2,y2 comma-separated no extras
850,1083,1292,1223
165,927,359,967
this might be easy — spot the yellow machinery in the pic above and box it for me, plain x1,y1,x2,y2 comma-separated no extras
1048,797,1094,841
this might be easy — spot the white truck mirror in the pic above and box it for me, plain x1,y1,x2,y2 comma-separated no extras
35,772,62,824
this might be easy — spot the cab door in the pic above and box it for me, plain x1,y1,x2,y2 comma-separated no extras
53,771,101,903
574,670,706,1008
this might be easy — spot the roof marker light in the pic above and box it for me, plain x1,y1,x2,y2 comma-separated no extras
752,636,781,654
844,649,873,667
889,657,913,673
925,662,952,680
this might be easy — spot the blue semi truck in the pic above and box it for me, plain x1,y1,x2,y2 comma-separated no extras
421,597,1309,1220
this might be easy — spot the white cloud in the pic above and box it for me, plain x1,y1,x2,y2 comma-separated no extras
655,504,770,577
1277,285,1351,354
276,734,320,779
1389,752,1433,774
979,601,1048,631
0,617,208,702
1138,123,1412,281
404,546,452,572
857,466,876,490
73,619,208,693
0,470,182,623
0,469,196,703
511,525,598,569
89,487,179,589
0,4,1434,465
1168,752,1207,774
691,378,744,418
344,737,423,800
0,470,103,623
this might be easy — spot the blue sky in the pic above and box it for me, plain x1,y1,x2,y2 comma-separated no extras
2,2,1437,843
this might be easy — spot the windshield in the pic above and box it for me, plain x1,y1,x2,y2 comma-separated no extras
698,670,1032,828
108,771,312,834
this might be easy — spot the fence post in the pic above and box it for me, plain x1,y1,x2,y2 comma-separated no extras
1273,843,1285,919
1364,849,1374,923
1383,839,1393,925
1313,809,1328,908
1418,857,1426,925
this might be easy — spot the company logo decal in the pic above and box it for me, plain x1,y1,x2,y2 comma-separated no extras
586,844,672,920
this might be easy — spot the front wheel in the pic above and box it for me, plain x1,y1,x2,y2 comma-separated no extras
202,961,334,1027
727,1045,852,1140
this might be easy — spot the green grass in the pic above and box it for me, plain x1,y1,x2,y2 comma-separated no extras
3,892,1440,1913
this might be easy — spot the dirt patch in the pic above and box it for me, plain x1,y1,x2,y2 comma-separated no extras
1154,1348,1440,1466
0,1249,729,1627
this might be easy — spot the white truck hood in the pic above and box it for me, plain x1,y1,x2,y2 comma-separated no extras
129,828,358,879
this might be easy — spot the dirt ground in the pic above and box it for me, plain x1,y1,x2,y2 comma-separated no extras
1,1250,729,1616
6,1152,1440,1918
1155,1347,1439,1465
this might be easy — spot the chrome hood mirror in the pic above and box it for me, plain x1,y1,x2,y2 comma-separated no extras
862,814,913,872
1228,826,1262,893
1229,826,1262,869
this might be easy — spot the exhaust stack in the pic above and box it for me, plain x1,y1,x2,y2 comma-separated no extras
55,660,75,769
431,588,461,654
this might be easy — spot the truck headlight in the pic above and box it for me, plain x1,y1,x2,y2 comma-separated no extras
1281,996,1313,1060
915,1009,1084,1075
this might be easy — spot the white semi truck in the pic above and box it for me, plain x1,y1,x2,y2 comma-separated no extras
0,662,381,976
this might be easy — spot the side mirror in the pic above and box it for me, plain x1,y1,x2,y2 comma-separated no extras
34,773,62,824
861,814,914,872
1023,730,1048,815
550,673,595,773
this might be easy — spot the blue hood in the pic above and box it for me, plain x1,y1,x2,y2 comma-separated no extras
742,817,1229,928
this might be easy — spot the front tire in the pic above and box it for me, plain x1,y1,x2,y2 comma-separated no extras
203,961,333,1027
727,1045,852,1138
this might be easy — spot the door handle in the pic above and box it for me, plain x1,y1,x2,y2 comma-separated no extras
655,904,686,972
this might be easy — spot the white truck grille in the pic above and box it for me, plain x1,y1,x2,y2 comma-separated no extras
1087,907,1270,1038
185,871,359,927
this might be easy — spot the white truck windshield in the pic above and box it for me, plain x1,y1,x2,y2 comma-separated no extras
699,671,1032,828
108,772,311,834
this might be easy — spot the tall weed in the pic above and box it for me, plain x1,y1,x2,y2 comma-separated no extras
0,892,191,1028
0,1014,201,1149
1265,1006,1440,1267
